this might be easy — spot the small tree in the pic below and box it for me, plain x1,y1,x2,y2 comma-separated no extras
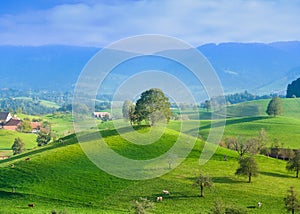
266,96,283,117
17,118,32,133
235,157,258,183
284,186,300,214
226,136,255,158
122,100,134,120
131,197,154,214
286,150,300,178
11,137,26,155
194,174,213,197
36,128,51,146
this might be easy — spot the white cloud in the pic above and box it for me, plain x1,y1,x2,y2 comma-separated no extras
0,0,299,46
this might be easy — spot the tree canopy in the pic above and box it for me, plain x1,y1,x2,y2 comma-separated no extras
266,96,283,117
11,137,26,155
287,77,300,98
235,157,258,183
134,88,171,126
286,150,300,178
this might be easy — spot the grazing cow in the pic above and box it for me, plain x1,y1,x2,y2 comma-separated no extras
28,204,35,207
162,190,170,195
156,196,163,202
258,202,262,208
10,164,14,168
25,157,30,161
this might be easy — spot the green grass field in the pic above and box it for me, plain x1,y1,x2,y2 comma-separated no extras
0,123,299,213
0,130,37,156
0,98,300,213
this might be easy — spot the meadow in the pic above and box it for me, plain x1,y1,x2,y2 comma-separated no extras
0,98,299,213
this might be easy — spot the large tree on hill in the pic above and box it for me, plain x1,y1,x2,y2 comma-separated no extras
134,88,171,126
11,137,26,155
286,150,300,178
287,77,300,98
235,157,258,183
266,96,283,117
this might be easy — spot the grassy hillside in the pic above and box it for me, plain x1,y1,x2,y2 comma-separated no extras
226,98,300,118
0,130,37,156
0,125,299,213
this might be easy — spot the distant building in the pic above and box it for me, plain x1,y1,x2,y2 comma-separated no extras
0,112,12,127
3,118,22,131
93,112,111,119
31,122,42,133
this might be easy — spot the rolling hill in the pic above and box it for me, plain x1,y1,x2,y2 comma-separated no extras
0,124,299,213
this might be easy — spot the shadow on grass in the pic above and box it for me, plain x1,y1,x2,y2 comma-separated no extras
212,177,244,184
259,171,294,178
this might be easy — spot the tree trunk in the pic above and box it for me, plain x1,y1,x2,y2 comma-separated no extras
292,208,295,214
200,185,204,197
248,173,252,183
296,170,299,178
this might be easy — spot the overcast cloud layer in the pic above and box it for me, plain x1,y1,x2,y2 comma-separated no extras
0,0,300,47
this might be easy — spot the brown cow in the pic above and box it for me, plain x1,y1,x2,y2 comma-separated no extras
28,204,35,207
25,157,30,161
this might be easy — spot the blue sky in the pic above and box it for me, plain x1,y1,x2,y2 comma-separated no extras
0,0,300,47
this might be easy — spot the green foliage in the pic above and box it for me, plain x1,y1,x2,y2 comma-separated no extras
134,88,171,126
11,137,26,155
284,186,300,214
17,118,32,133
36,129,51,146
235,157,258,183
131,197,154,214
286,150,300,178
266,97,283,117
122,100,135,123
194,174,213,197
287,77,300,98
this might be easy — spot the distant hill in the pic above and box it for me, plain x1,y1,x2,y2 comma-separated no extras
225,98,300,118
1,41,300,94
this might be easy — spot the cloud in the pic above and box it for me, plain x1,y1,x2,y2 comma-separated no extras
0,0,299,46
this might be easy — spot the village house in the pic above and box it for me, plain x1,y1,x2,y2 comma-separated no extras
0,112,12,128
31,122,42,133
3,118,22,131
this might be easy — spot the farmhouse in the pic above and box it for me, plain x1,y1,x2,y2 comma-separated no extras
93,112,111,119
31,122,42,133
0,112,12,127
3,118,22,131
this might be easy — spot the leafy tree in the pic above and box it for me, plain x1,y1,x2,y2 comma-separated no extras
131,197,154,214
266,96,283,117
17,118,32,133
287,77,300,98
36,128,51,146
286,150,300,178
284,186,300,214
210,198,248,214
194,174,213,197
134,88,171,126
226,136,255,158
122,100,135,124
11,137,26,155
235,157,258,183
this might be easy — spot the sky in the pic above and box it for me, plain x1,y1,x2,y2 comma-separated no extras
0,0,300,47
